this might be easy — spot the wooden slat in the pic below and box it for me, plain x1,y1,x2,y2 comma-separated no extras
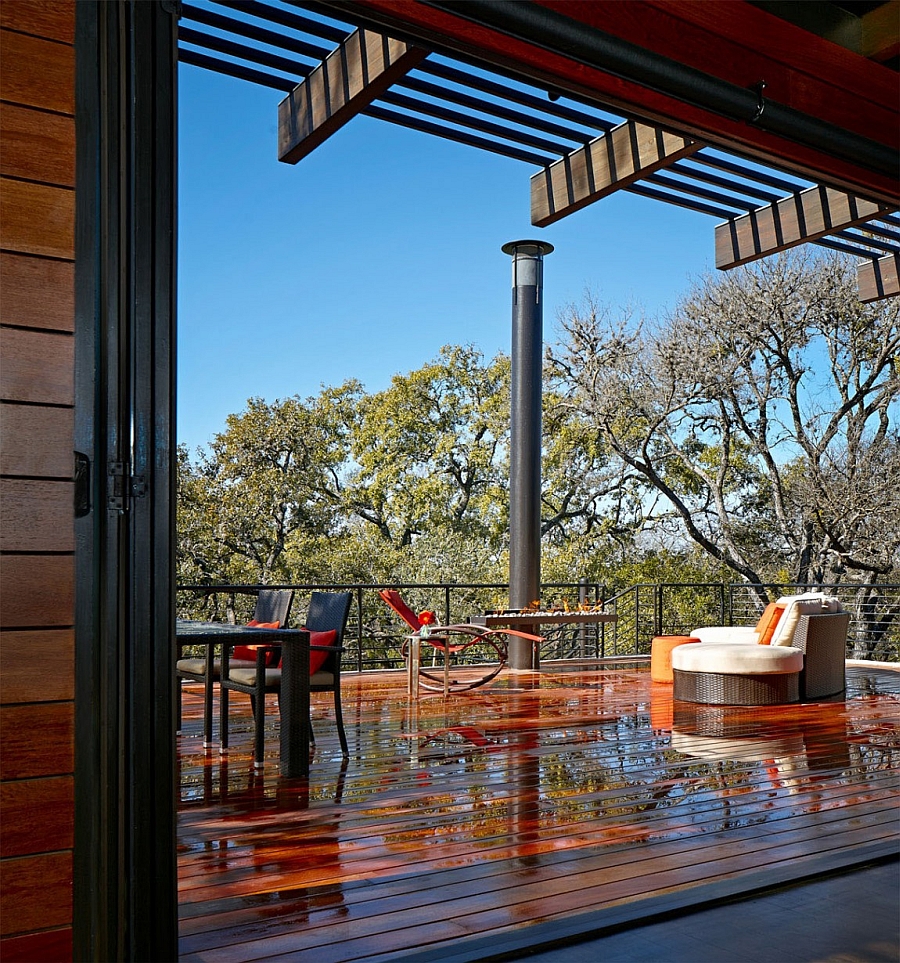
0,328,74,405
858,253,900,303
531,120,699,227
715,187,894,269
0,102,75,187
0,555,74,627
0,702,74,780
0,0,75,45
0,404,73,476
0,480,74,552
0,28,74,114
0,775,73,858
0,852,73,937
0,178,74,259
0,629,74,704
278,28,428,164
0,253,74,332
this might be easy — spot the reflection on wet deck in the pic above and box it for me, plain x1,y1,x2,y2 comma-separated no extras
177,663,900,962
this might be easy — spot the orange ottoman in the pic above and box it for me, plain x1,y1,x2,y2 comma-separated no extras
651,635,701,683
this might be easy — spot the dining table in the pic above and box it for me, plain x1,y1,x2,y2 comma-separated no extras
175,620,311,777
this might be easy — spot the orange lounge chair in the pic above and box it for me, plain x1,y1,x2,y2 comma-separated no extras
378,588,542,693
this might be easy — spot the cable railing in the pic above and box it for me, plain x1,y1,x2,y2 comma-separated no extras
176,580,610,671
177,579,900,668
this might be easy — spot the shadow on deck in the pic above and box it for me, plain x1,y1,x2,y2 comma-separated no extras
176,662,900,962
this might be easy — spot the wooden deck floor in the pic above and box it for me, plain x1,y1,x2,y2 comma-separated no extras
177,662,900,962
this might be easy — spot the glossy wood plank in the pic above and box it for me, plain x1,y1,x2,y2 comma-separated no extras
0,0,74,45
0,178,74,260
0,554,74,628
0,702,74,780
0,852,73,937
0,29,73,114
531,121,699,227
0,629,74,704
0,102,75,187
0,404,73,477
0,253,74,332
0,327,74,405
858,253,900,303
176,664,900,961
0,775,73,857
0,480,74,552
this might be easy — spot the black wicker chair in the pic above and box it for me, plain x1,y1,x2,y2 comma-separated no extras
220,591,353,765
175,588,294,746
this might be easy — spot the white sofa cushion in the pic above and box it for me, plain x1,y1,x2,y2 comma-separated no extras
691,626,759,644
671,730,805,762
672,642,803,675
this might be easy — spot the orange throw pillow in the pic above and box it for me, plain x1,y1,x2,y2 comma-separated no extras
757,604,784,645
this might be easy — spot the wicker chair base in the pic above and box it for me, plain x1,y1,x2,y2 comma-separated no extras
673,668,799,705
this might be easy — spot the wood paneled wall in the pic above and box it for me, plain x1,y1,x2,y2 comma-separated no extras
0,3,76,959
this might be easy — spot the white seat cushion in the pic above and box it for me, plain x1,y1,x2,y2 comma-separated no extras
672,642,803,675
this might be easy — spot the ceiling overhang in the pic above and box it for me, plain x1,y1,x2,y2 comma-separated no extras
178,1,900,300
316,0,898,205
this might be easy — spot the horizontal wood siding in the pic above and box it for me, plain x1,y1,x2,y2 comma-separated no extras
1,776,74,858
0,2,76,957
0,630,74,705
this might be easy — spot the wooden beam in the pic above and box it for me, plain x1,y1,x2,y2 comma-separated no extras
325,1,899,205
861,0,900,65
531,121,699,227
858,254,900,303
715,188,896,270
278,28,428,164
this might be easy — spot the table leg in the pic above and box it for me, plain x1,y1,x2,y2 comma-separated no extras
408,635,420,698
280,631,310,777
203,642,216,748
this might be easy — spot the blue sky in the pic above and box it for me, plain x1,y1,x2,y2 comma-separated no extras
177,61,717,454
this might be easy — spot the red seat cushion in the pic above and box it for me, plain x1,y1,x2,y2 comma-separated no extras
233,620,281,665
277,628,337,673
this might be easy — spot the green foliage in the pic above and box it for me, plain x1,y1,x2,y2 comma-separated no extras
178,252,897,601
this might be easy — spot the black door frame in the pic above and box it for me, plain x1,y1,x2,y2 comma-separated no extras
73,2,179,958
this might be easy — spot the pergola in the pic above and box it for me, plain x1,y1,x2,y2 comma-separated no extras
178,0,900,301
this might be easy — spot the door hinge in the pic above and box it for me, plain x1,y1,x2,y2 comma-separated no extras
108,461,148,511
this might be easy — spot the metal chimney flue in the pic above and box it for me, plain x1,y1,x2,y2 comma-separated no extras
502,239,554,670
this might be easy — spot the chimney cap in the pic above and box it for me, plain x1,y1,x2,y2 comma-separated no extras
501,239,554,257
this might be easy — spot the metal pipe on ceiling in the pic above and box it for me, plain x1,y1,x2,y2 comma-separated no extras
418,0,897,181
